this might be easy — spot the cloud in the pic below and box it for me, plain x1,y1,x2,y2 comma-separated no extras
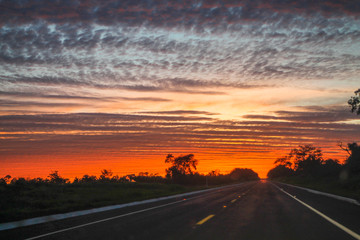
1,0,360,28
1,109,359,158
139,110,219,115
0,99,85,108
2,20,359,94
0,91,102,100
1,74,264,94
1,2,359,95
243,106,358,123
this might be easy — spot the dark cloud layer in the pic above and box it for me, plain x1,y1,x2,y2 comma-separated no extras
1,109,359,157
1,0,359,27
243,106,357,123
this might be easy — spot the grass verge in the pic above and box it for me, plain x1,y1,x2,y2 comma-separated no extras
0,182,205,223
274,176,360,201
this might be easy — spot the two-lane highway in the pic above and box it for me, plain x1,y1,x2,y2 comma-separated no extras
1,180,359,240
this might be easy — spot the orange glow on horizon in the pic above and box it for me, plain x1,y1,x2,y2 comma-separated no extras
0,145,350,180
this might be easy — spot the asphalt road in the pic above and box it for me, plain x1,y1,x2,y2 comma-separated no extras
1,180,360,240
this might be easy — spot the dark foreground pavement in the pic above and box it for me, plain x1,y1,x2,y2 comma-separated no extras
1,180,360,240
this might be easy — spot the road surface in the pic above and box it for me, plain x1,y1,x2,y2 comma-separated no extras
1,180,360,240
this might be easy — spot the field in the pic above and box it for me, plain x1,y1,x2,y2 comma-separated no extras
0,182,200,223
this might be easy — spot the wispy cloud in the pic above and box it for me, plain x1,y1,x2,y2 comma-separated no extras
243,106,358,123
1,0,360,96
1,109,358,156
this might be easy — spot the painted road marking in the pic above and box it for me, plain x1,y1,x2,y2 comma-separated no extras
278,182,360,206
25,199,187,240
274,184,360,240
21,183,257,239
24,184,253,240
196,215,215,225
1,182,249,231
231,199,237,203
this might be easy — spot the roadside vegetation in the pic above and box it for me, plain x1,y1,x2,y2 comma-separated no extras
348,88,360,115
268,90,360,200
267,143,360,200
0,154,259,223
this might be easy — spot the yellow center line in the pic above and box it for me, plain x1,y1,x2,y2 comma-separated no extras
231,199,237,203
196,214,215,225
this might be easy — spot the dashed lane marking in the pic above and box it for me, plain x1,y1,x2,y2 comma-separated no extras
196,215,215,225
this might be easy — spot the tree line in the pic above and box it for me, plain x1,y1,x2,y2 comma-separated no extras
0,170,165,186
268,89,360,183
267,143,360,182
0,154,259,187
164,153,259,185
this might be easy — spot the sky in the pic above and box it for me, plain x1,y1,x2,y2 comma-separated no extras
1,0,360,179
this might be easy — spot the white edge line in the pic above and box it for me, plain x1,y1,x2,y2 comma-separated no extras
273,183,360,240
24,199,186,240
276,182,360,206
0,182,246,231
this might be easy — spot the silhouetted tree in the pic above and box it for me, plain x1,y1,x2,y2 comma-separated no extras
134,172,164,183
127,174,136,182
165,154,198,184
48,171,68,184
138,172,149,177
229,168,259,181
348,88,360,115
0,175,11,185
268,145,326,178
320,159,342,177
208,170,220,176
267,165,294,179
290,145,324,173
341,143,360,175
80,174,97,183
99,169,113,181
11,177,27,186
274,156,292,168
165,154,198,177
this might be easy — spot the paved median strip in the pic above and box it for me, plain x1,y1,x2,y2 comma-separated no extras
196,215,215,225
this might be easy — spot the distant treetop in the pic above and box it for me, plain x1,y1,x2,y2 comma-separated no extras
348,88,360,115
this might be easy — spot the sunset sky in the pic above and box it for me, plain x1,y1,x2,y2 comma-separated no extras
1,0,360,179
